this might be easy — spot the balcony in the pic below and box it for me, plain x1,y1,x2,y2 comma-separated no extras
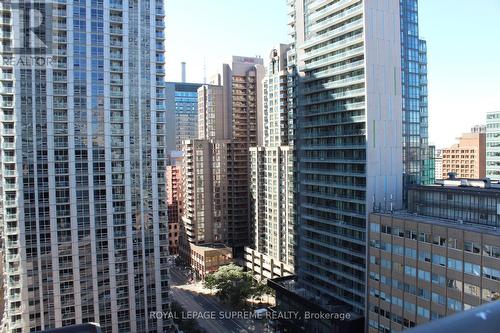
0,17,11,25
110,1,123,10
53,22,67,30
111,78,123,85
0,30,11,39
110,27,123,35
53,101,68,109
3,155,15,163
53,88,68,95
53,9,67,17
110,52,122,60
53,35,68,43
110,39,123,47
6,253,20,261
110,65,123,72
1,73,12,80
1,86,13,94
5,226,19,234
2,142,15,149
53,75,68,83
2,100,13,108
110,15,123,23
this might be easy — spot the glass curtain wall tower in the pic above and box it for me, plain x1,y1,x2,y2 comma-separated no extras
0,1,171,332
400,0,433,190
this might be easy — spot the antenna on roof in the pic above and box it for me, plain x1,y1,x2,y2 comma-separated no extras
203,57,207,84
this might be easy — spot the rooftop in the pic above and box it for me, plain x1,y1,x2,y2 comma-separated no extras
372,210,500,236
409,175,500,196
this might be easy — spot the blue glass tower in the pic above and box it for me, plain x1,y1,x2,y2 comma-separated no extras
400,0,434,191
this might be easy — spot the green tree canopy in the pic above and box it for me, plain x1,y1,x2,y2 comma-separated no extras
204,263,267,307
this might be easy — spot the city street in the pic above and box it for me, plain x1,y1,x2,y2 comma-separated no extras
169,266,271,333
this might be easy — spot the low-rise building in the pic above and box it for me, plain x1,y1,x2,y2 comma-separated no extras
368,178,500,333
189,243,233,279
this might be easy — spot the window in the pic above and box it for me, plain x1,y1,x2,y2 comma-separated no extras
431,273,446,287
447,238,457,249
405,247,417,259
404,301,416,313
418,288,430,300
464,241,480,254
418,269,431,281
405,266,417,277
432,254,446,267
370,223,380,233
447,298,462,312
417,306,430,319
433,235,447,247
432,292,445,305
419,250,431,262
419,232,430,243
464,262,481,276
483,267,500,281
447,258,463,272
393,245,404,256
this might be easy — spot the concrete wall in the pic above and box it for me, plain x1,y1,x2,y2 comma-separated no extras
364,0,404,212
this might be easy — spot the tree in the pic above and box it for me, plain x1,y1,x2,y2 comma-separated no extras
204,263,266,308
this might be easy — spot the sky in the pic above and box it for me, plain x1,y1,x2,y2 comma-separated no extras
165,0,500,148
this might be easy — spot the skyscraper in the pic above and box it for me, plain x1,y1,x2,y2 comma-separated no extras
400,0,433,188
165,81,202,154
287,0,405,316
0,1,172,332
245,44,295,280
486,111,500,180
224,57,265,252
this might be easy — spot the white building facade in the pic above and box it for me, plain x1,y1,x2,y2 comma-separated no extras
0,1,172,332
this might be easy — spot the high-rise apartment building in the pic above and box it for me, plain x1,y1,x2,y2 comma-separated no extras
224,57,265,252
197,76,227,141
282,0,404,318
0,1,172,332
245,44,295,280
185,57,264,251
166,152,184,255
368,179,500,332
165,81,202,154
471,125,486,134
441,131,486,179
486,111,500,180
179,139,232,277
434,149,443,180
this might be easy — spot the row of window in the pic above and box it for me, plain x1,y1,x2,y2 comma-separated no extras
370,240,500,281
371,222,500,258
